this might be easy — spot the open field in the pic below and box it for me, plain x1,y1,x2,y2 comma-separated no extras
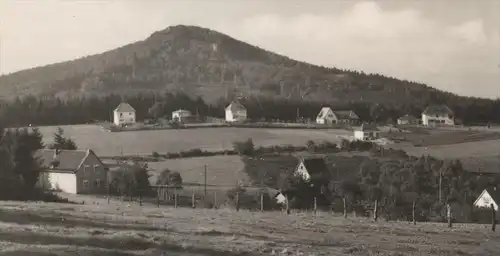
35,125,350,156
146,155,247,186
0,194,498,256
383,129,500,147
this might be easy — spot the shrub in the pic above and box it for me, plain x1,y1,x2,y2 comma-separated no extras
151,151,160,158
232,138,255,156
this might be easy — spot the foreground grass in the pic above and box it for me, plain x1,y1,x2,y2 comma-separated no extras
0,194,498,256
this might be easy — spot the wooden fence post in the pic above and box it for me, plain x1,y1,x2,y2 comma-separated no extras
373,199,378,221
412,200,416,225
260,192,264,212
174,189,178,208
491,204,496,232
236,192,240,212
192,190,196,208
107,184,110,204
213,191,217,209
156,188,160,207
285,195,290,215
343,196,347,219
313,197,317,215
447,203,452,228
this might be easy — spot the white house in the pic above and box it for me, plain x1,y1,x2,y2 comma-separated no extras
35,149,108,194
354,123,380,141
397,114,419,125
172,109,192,122
316,107,359,125
474,188,500,211
225,100,247,122
113,102,136,126
422,104,454,126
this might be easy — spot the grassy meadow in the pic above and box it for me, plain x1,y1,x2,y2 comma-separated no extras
146,155,247,186
0,194,498,256
35,125,350,156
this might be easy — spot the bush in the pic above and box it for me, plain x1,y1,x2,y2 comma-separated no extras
151,151,160,158
233,138,255,156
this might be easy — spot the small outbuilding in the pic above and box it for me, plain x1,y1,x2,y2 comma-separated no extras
354,123,380,141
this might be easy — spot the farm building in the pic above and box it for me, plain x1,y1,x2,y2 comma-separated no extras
422,104,455,126
473,188,500,211
172,109,192,122
397,114,419,125
354,123,380,141
35,149,108,194
316,107,359,125
225,100,247,122
113,102,136,126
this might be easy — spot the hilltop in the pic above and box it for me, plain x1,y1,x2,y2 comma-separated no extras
1,25,444,105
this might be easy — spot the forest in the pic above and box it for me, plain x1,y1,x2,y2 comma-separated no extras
0,91,499,128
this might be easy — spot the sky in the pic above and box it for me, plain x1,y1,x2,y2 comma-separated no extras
1,0,499,98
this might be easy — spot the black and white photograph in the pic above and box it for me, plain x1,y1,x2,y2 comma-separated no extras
0,0,499,255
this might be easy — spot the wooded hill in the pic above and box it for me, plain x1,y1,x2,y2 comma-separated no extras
1,25,499,124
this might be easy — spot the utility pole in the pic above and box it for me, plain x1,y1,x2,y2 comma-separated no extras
204,165,207,199
439,171,442,203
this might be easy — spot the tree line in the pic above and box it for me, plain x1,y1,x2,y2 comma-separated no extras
1,91,500,128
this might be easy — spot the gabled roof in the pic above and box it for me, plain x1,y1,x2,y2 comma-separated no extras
225,100,246,112
172,109,192,114
398,114,418,121
296,156,330,182
333,110,359,120
35,149,105,173
317,108,359,120
422,104,453,116
355,123,379,131
114,102,136,113
474,188,500,207
317,107,333,119
485,188,500,203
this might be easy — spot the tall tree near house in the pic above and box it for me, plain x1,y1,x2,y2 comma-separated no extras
48,127,77,150
148,102,164,120
10,128,44,193
53,127,66,146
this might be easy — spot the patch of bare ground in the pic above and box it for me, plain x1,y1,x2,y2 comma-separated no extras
0,196,497,256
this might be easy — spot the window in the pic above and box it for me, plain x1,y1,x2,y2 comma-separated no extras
83,180,89,188
84,165,90,172
95,179,101,187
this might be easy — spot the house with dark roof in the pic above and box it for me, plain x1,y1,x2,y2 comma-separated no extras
35,149,108,194
474,187,500,211
353,123,380,141
397,114,420,125
422,104,454,126
225,100,247,122
316,107,359,125
113,102,136,126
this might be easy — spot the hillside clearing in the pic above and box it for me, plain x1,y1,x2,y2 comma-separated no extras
35,125,349,156
0,195,497,256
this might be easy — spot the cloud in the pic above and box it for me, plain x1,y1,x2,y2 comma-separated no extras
215,1,499,98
